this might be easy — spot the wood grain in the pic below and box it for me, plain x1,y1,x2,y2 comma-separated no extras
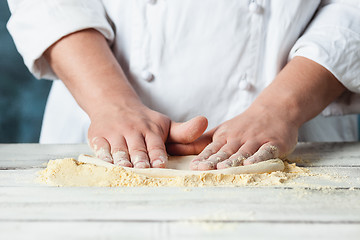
0,143,359,239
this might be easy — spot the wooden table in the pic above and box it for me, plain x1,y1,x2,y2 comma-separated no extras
0,143,359,239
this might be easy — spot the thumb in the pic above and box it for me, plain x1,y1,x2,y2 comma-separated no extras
167,116,208,144
166,132,212,156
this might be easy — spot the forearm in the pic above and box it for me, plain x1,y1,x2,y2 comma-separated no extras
250,56,346,128
44,28,141,118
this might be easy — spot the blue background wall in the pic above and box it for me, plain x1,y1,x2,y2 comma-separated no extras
0,2,51,143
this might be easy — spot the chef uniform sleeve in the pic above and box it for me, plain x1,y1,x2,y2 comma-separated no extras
7,0,115,80
289,0,360,116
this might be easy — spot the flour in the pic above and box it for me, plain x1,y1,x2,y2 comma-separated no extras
37,157,310,187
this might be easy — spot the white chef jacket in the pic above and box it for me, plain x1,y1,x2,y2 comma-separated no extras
7,0,360,143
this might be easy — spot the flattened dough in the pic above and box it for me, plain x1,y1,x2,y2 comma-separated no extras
78,154,285,177
37,155,310,187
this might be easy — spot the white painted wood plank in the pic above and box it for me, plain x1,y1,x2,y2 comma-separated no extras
0,169,41,187
0,222,359,240
289,167,360,188
0,143,360,239
1,142,360,169
288,142,360,167
1,166,360,188
0,187,359,222
169,222,360,240
0,144,92,169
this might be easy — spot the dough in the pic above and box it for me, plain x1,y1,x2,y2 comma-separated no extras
37,155,311,187
78,154,285,177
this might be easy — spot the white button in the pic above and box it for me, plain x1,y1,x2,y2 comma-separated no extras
141,71,154,82
146,0,156,4
238,80,252,91
248,1,262,14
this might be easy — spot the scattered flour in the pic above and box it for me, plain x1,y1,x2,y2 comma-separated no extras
37,158,312,187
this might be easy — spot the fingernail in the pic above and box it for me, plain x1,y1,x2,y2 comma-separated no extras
95,148,112,163
217,161,231,169
90,137,99,150
113,151,131,166
191,158,202,164
243,157,255,166
117,160,133,167
113,151,127,159
134,162,150,168
152,159,165,168
197,161,215,171
189,159,201,170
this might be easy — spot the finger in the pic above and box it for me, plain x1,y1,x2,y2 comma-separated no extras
89,137,113,163
196,151,229,170
168,116,208,143
189,140,225,170
126,134,151,168
109,136,132,167
112,151,132,167
217,154,246,169
217,141,259,169
197,141,241,170
166,132,212,156
243,142,279,165
145,133,168,168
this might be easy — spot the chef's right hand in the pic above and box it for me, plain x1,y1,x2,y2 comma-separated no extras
87,102,208,169
42,28,208,168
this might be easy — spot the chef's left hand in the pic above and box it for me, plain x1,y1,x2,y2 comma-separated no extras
168,103,298,170
167,56,346,170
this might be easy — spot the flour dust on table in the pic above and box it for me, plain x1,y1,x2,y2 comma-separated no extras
37,155,310,187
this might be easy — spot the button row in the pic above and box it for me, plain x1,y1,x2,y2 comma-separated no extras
143,0,257,89
140,70,252,91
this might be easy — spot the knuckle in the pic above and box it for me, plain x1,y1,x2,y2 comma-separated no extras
111,146,126,152
147,145,165,152
201,148,214,157
135,122,166,138
130,148,148,155
213,140,226,149
111,149,128,156
214,131,227,141
149,124,167,137
222,144,240,154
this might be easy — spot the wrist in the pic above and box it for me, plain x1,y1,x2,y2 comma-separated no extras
85,89,144,119
249,90,304,129
249,57,346,129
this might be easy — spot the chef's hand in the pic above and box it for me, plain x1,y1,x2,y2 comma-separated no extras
168,104,298,170
168,56,346,169
88,102,208,168
191,106,298,170
43,28,209,169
